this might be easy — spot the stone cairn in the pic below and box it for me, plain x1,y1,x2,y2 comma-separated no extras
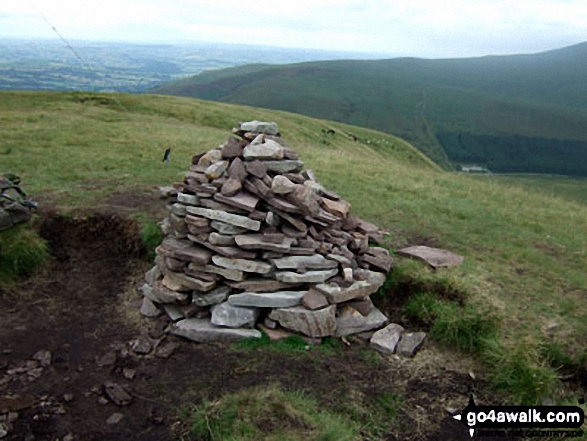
0,174,35,232
139,121,425,355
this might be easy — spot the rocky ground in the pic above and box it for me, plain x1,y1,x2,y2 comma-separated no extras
0,209,488,440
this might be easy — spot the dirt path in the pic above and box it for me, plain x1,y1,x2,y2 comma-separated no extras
0,212,485,440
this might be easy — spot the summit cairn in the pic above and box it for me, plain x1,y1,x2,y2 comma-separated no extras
139,121,394,342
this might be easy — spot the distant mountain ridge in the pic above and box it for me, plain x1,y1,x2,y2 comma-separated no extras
152,42,587,176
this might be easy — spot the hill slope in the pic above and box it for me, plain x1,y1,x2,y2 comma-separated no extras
152,42,587,176
2,92,586,432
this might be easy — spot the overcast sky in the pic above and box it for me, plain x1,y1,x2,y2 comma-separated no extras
1,0,586,58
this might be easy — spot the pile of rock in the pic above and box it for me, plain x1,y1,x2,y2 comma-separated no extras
0,174,34,232
140,121,399,344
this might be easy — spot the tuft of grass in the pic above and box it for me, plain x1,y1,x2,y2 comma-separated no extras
482,337,559,405
181,384,360,441
139,218,163,262
0,223,49,283
405,291,499,354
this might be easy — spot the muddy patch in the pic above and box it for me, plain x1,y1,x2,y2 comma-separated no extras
1,211,484,441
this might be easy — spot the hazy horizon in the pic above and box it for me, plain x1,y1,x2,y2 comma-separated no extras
2,0,586,59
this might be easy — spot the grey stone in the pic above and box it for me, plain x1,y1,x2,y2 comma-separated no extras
269,305,336,338
243,139,284,160
205,160,229,180
220,177,242,196
271,175,297,194
188,263,245,282
163,304,185,322
235,234,296,252
211,302,259,328
397,246,464,269
199,198,247,213
192,286,231,307
130,337,152,354
370,324,405,355
198,149,223,166
264,160,304,174
122,368,136,380
210,221,249,235
239,120,279,135
158,186,177,198
171,203,187,217
321,197,351,219
107,412,124,425
271,255,338,271
177,193,199,206
344,297,374,316
172,318,262,342
275,269,338,284
155,341,180,359
326,254,352,268
302,289,329,310
164,256,185,272
142,282,189,304
228,291,307,308
227,157,248,182
335,306,387,337
265,211,281,227
103,382,132,406
362,247,393,272
209,232,236,246
315,271,386,303
343,267,354,282
32,350,52,367
212,255,273,274
0,210,12,231
245,160,268,178
187,206,261,231
188,234,257,259
140,297,162,317
96,351,117,367
221,137,243,158
397,332,427,357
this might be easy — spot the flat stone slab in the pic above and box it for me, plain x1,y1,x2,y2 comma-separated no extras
397,246,463,269
321,197,350,219
269,305,337,338
210,221,249,235
161,270,216,292
188,263,245,282
211,302,260,328
140,297,162,317
228,291,307,308
315,271,386,303
271,254,338,271
142,282,189,304
177,193,199,206
188,234,257,259
172,318,262,342
263,160,304,174
208,232,236,246
227,278,302,292
212,255,273,274
335,306,388,336
239,120,279,135
187,206,261,231
396,332,427,357
370,323,405,355
235,234,296,252
275,268,338,284
159,238,212,265
214,191,260,213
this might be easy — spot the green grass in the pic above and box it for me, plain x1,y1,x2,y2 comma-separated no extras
2,91,587,407
180,384,361,441
0,222,49,283
139,217,163,262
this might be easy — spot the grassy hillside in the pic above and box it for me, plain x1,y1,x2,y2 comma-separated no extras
2,92,587,432
152,42,587,177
